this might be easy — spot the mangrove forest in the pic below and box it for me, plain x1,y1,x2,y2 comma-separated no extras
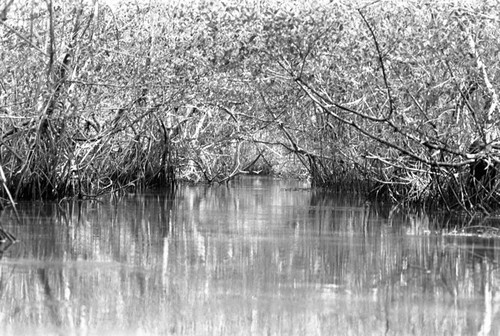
2,0,500,215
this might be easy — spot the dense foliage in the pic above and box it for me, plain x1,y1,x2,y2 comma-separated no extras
1,0,500,214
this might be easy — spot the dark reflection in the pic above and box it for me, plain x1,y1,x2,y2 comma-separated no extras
0,176,498,335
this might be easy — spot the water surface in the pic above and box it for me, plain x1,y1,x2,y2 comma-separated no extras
0,176,499,335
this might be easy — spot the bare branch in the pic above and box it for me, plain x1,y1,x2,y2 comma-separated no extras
358,9,394,120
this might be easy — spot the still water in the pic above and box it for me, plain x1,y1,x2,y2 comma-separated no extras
0,176,499,335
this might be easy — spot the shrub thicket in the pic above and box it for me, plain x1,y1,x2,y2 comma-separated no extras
1,0,500,213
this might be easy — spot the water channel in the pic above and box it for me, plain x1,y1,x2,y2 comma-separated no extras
0,176,499,335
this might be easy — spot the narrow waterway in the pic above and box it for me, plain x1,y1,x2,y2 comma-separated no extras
0,176,499,335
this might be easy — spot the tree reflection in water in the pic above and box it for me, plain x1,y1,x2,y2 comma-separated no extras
0,176,498,335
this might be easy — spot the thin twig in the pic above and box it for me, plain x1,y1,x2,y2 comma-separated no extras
358,9,394,120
